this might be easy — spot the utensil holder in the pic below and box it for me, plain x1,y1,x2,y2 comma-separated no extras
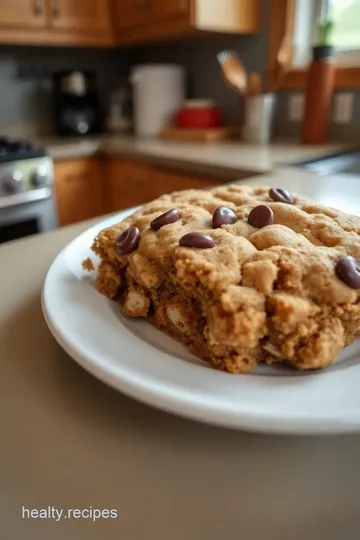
242,94,276,145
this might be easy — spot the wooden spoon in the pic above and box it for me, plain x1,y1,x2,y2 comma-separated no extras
275,36,295,89
247,73,262,96
274,1,295,89
217,50,248,96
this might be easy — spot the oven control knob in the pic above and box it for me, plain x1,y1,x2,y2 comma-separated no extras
32,166,48,187
4,170,24,193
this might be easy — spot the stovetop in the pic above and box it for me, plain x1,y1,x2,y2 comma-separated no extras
0,137,47,163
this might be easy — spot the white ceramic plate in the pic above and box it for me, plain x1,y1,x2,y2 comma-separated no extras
42,209,360,435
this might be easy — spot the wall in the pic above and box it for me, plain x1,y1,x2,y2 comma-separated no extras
0,46,129,135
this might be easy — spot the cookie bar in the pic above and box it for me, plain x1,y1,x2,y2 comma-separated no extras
91,185,360,373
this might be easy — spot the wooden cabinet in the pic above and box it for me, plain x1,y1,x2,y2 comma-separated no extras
0,0,259,46
0,0,47,28
105,157,221,213
151,0,189,19
111,0,187,31
0,0,113,46
112,0,151,29
105,159,154,212
54,155,252,225
112,0,260,44
54,158,104,226
48,0,111,33
151,166,219,193
195,0,260,33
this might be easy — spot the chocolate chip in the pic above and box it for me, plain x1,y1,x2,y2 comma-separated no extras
335,256,360,289
150,208,180,231
115,227,141,254
269,187,293,204
248,205,274,228
212,206,237,228
179,232,216,249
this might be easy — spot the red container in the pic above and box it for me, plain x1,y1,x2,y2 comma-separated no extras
176,100,223,129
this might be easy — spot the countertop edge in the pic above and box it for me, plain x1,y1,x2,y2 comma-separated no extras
44,136,347,178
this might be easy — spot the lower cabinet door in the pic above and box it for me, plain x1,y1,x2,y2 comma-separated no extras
54,158,104,226
105,158,153,211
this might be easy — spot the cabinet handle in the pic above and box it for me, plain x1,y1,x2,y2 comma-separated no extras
52,0,60,17
34,0,43,16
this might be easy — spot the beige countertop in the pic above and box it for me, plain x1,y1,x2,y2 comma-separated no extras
1,171,360,539
39,134,344,176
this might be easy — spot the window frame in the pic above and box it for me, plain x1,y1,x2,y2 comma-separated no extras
267,0,360,90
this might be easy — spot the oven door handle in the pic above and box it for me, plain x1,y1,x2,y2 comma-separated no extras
0,187,52,210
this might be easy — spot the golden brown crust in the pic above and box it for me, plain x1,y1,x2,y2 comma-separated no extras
90,184,360,373
82,258,94,272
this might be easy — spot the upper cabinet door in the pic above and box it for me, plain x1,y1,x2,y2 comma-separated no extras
48,0,111,32
112,0,151,29
151,0,189,19
0,0,47,28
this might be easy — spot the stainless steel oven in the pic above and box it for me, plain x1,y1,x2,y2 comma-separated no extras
0,139,57,244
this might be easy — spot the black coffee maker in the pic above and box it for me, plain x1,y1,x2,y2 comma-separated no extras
52,70,102,136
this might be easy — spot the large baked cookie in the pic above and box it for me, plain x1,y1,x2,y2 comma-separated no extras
90,184,360,373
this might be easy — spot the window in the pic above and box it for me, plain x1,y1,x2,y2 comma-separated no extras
331,0,360,64
293,0,360,67
268,0,360,89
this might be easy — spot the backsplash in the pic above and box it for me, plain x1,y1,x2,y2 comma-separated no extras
274,91,360,140
0,46,129,135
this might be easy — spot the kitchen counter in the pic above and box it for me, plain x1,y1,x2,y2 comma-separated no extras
1,171,360,540
40,134,344,176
